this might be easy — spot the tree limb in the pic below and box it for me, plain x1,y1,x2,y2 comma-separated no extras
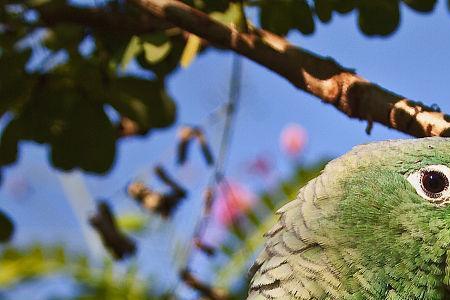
129,0,450,138
36,3,172,34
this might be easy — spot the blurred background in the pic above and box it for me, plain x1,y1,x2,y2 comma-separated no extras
1,0,450,299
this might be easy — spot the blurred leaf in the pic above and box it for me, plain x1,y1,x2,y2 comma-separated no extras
260,193,276,212
0,210,14,243
43,25,86,53
0,49,33,117
135,34,186,78
116,213,148,233
0,245,65,288
110,77,176,131
402,0,436,12
210,2,244,28
142,33,172,65
314,0,333,22
180,34,201,68
260,0,315,36
0,245,158,299
26,0,52,6
195,0,229,12
332,0,356,13
260,0,294,36
294,0,315,34
121,36,142,70
0,120,21,166
216,213,277,289
49,100,116,173
1,75,117,173
358,0,400,36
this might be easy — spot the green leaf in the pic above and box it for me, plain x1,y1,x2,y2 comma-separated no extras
260,0,295,36
117,213,148,233
0,120,20,166
141,33,172,65
0,245,66,288
0,49,33,117
402,0,436,12
260,0,315,36
135,35,186,78
110,77,176,131
210,2,244,28
50,101,116,173
314,0,333,22
197,0,229,12
0,210,14,243
358,0,400,36
43,25,86,53
331,0,356,14
121,36,142,70
180,34,202,68
293,0,315,35
26,0,52,6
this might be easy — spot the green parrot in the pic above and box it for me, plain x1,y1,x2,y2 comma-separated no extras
248,138,450,300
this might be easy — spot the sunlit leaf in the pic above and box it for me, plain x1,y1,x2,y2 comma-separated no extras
121,36,142,70
210,2,243,28
116,213,148,233
0,245,65,287
180,34,202,68
142,33,172,65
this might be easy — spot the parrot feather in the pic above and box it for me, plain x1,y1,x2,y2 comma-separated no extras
248,138,450,300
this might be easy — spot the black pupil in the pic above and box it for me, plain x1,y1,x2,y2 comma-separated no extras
421,171,448,195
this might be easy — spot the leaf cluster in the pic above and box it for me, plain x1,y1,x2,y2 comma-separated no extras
257,0,438,36
0,1,178,173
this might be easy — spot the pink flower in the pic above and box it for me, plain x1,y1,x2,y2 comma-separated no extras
247,155,273,178
280,123,307,157
212,181,256,226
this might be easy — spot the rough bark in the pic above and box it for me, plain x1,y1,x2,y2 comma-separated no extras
129,0,450,138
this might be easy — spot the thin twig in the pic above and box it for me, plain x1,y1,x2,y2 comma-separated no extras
178,55,243,299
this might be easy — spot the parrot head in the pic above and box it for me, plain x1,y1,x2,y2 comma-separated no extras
325,137,450,298
248,137,450,300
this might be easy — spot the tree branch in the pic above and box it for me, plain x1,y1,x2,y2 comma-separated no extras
36,3,172,34
130,0,450,137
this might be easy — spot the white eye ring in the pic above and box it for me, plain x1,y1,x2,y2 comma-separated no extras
407,165,450,206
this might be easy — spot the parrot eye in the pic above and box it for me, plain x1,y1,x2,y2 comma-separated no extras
407,165,450,205
421,170,448,196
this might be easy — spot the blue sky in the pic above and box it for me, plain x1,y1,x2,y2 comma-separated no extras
2,1,450,298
